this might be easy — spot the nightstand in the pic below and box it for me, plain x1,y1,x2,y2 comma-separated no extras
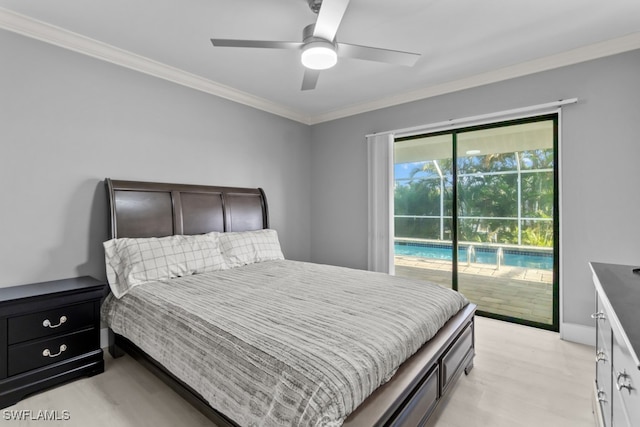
0,276,107,408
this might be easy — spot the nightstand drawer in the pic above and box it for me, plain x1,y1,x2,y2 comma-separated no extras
8,328,98,376
0,276,106,409
7,302,95,345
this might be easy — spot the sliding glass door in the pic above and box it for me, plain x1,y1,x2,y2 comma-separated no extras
394,133,454,288
394,115,558,330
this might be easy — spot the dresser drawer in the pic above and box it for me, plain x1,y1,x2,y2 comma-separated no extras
597,325,611,360
595,296,611,353
7,302,96,345
8,328,98,376
596,341,612,426
591,263,640,427
612,333,640,426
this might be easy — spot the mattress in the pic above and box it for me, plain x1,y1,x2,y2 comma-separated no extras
102,259,468,427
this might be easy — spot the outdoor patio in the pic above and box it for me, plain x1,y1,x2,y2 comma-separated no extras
394,255,554,325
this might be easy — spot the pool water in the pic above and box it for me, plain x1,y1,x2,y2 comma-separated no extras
394,243,553,270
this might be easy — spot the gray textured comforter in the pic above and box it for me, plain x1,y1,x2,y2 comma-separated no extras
102,260,468,427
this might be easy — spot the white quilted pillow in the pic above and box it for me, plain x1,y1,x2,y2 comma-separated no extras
219,229,284,268
103,232,226,298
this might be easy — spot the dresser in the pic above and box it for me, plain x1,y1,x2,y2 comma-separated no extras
590,263,640,427
0,276,107,408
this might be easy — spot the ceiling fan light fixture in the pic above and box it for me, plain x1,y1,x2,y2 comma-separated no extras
301,41,337,70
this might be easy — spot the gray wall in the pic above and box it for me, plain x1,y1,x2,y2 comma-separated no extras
3,26,640,334
0,29,311,287
309,49,640,331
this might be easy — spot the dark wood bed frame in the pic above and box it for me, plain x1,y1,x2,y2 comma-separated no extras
105,178,476,427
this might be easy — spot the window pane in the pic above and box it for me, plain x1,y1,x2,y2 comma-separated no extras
394,134,454,289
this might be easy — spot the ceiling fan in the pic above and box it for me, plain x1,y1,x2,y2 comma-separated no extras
210,0,421,91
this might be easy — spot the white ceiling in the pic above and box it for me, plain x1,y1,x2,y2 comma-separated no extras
1,0,640,124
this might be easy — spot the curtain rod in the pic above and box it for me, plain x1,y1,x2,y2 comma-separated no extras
366,98,578,138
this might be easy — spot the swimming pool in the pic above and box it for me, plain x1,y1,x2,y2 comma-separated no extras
394,242,553,270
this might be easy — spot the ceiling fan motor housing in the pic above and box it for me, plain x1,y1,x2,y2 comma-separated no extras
301,23,337,70
303,23,333,44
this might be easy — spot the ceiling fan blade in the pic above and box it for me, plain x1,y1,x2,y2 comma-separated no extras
301,69,321,91
211,39,303,49
337,43,421,66
313,0,350,41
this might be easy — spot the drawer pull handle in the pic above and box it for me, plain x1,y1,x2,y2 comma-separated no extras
616,371,634,393
595,350,608,363
597,389,607,403
42,344,67,358
42,316,67,328
591,311,606,321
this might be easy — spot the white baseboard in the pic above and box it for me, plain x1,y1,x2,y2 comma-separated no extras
560,322,595,346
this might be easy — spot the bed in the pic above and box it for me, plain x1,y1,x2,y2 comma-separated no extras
102,178,476,427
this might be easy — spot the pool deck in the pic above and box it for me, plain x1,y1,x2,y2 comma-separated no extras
394,255,554,325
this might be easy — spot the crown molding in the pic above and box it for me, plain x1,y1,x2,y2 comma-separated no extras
2,7,639,126
0,7,311,124
308,31,640,124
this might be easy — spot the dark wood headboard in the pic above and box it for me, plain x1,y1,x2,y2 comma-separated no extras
105,179,269,239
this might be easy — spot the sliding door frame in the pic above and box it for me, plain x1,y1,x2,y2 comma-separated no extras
395,113,560,331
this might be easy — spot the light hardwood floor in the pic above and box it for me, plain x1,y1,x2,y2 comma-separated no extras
5,317,595,427
426,317,595,427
